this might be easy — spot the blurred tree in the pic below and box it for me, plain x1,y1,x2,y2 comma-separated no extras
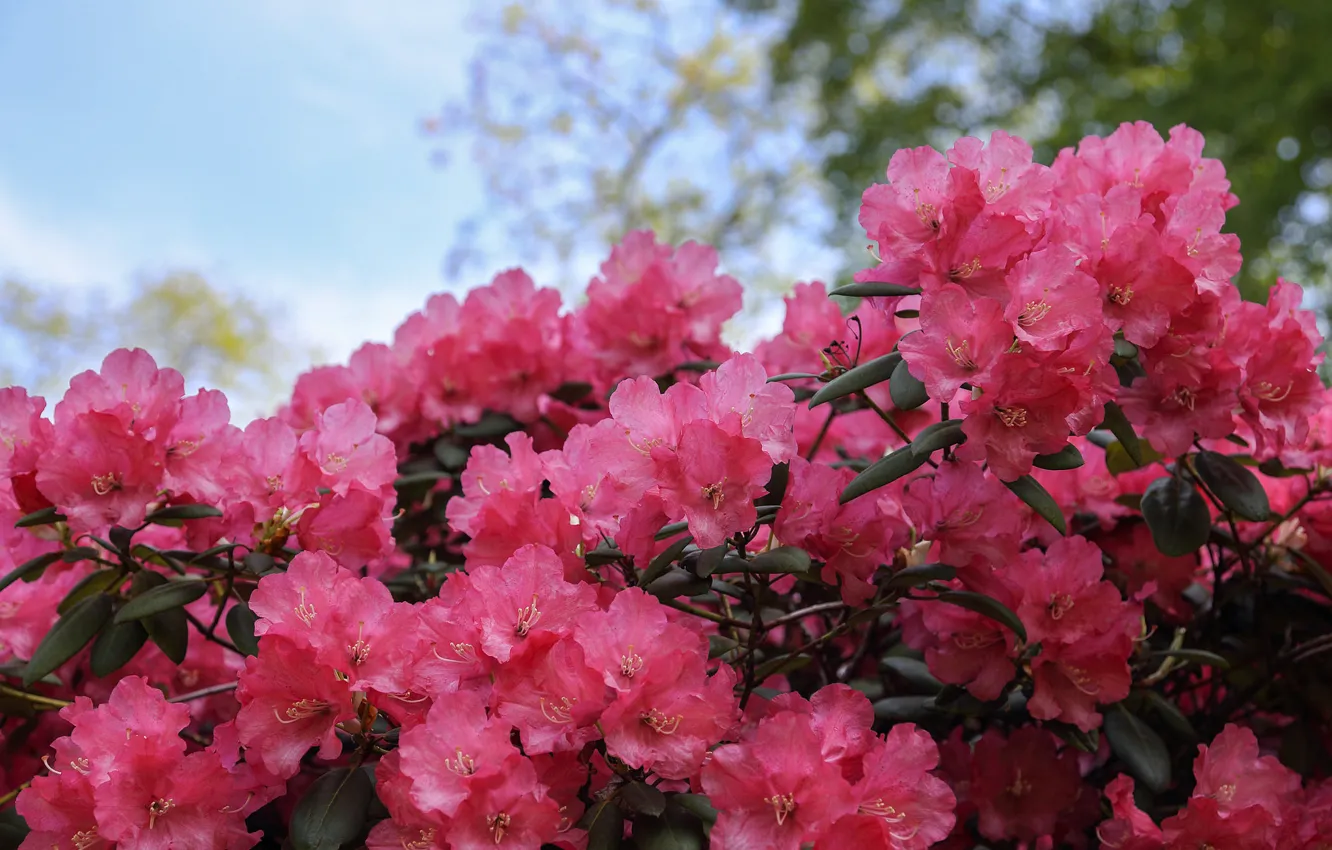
733,0,1332,298
0,271,290,412
427,0,833,308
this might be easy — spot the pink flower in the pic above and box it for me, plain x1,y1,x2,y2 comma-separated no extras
36,411,164,532
703,711,858,850
1015,535,1133,646
0,387,53,479
162,389,245,505
234,637,355,779
1002,245,1102,351
899,284,1010,402
1027,628,1135,731
956,355,1085,481
443,756,564,850
491,632,612,754
599,662,737,779
298,400,397,498
820,724,957,849
899,595,1017,701
398,691,524,818
56,348,184,441
651,419,772,548
1192,724,1302,824
698,353,798,464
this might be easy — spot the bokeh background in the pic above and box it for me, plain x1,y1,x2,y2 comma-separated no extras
2,0,1329,418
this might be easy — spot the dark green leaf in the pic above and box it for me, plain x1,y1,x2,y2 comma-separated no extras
674,360,721,373
114,579,209,623
839,446,926,504
872,694,937,723
584,800,623,850
669,794,718,829
1033,444,1085,471
453,412,521,439
1149,648,1230,670
90,619,149,677
653,521,690,542
620,781,667,816
937,590,1027,643
766,372,822,382
549,381,594,404
909,419,965,457
144,606,189,664
23,594,114,686
1004,475,1066,535
1048,721,1100,754
888,358,928,410
0,551,62,595
740,546,811,574
757,462,789,507
289,766,374,850
641,535,693,587
707,635,739,658
15,506,64,528
57,569,124,615
879,656,943,693
226,602,261,657
242,552,276,574
633,806,708,850
1113,337,1139,359
1193,450,1271,522
829,282,922,297
1141,476,1211,557
393,470,449,489
0,807,30,846
695,544,728,578
61,546,102,564
751,652,811,684
585,543,624,567
808,352,901,408
1104,706,1172,793
145,504,224,522
645,569,710,600
433,440,470,470
1101,402,1144,466
1141,691,1198,742
1258,457,1311,478
885,563,957,589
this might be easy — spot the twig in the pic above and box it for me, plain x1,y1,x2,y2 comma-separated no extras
0,683,72,710
168,681,240,703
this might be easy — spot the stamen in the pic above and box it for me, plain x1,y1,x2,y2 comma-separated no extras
488,812,512,844
540,696,577,724
701,480,726,509
348,622,371,665
1047,593,1074,621
620,645,644,678
1017,300,1052,327
1007,769,1031,797
147,798,175,829
763,793,797,826
1169,387,1197,411
1108,283,1133,306
273,699,331,724
1065,665,1101,696
91,472,120,496
42,754,61,775
945,337,976,370
515,595,542,636
219,792,254,813
294,587,316,626
402,828,437,850
431,641,477,664
860,799,907,823
71,830,99,850
640,707,683,735
446,747,476,776
1253,381,1293,403
995,406,1028,428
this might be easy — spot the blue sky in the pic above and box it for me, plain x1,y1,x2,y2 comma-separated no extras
0,0,485,377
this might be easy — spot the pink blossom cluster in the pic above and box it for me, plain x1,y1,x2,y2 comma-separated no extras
861,123,1324,477
2,121,1332,849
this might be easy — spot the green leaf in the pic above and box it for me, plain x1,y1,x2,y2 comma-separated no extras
1104,706,1172,794
936,590,1028,643
289,767,374,850
808,352,901,408
1003,474,1066,535
766,372,822,383
1105,440,1164,475
226,602,261,657
641,535,694,587
885,563,957,589
23,593,114,686
585,543,624,567
620,781,667,816
644,569,710,600
1193,450,1271,522
829,282,922,298
90,619,149,678
669,794,718,828
909,419,965,457
839,446,926,504
433,440,470,470
144,607,188,664
653,521,690,542
1141,476,1211,557
1101,402,1144,466
872,694,937,723
879,656,943,693
740,546,811,574
145,504,224,523
752,652,812,683
1149,648,1231,670
15,506,64,528
584,800,623,850
242,552,276,574
757,462,790,507
549,380,594,404
57,569,124,615
114,579,209,623
0,807,30,845
632,806,708,850
695,544,728,578
1033,444,1085,470
453,412,521,439
1140,691,1198,742
888,358,929,410
1257,457,1311,478
707,635,739,658
0,551,62,595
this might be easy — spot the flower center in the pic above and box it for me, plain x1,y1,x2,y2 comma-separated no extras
402,828,437,849
1253,380,1293,403
1018,300,1052,327
945,337,976,370
640,707,683,735
71,830,100,850
995,406,1028,428
515,594,542,636
540,696,577,724
91,472,121,496
348,622,371,665
447,747,476,776
620,645,644,678
764,793,797,826
294,587,317,626
1065,665,1101,695
1169,387,1197,411
701,480,726,509
488,812,512,844
147,798,175,829
1007,769,1031,797
1047,593,1074,620
274,699,331,724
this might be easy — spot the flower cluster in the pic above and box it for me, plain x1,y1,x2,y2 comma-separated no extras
2,121,1331,850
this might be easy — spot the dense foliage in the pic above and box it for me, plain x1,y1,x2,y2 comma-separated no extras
1,122,1331,849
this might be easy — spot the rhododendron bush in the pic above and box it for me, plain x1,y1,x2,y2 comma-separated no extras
3,122,1332,850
